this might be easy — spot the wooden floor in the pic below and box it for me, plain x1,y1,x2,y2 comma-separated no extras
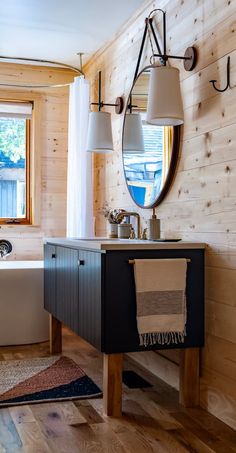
0,329,235,453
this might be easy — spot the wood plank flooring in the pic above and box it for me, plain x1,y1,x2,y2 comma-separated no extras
0,328,235,452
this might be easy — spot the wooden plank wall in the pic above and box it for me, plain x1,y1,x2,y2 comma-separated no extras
0,63,75,259
84,0,236,429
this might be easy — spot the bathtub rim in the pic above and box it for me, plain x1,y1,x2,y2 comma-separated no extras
0,260,44,269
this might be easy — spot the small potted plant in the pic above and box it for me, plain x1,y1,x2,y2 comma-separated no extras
102,204,125,238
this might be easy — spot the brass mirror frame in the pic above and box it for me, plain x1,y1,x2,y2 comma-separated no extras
122,66,181,209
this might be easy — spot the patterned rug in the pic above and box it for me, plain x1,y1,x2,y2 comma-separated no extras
0,356,102,407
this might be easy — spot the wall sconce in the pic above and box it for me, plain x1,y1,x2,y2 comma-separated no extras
86,71,123,153
134,9,197,126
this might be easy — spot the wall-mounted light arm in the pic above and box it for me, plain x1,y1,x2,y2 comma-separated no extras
90,71,123,114
153,48,197,71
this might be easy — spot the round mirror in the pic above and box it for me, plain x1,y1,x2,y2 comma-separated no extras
122,66,181,209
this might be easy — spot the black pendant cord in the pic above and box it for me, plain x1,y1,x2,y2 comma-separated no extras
132,10,165,84
133,20,149,84
148,8,167,65
98,70,102,111
209,56,230,92
133,8,171,80
149,19,164,63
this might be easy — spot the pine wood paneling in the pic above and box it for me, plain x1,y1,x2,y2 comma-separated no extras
202,335,236,383
206,267,236,306
180,123,236,171
84,0,236,428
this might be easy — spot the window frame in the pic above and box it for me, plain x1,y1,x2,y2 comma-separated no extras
0,102,32,225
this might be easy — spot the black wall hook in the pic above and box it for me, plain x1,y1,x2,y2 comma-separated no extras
209,56,230,92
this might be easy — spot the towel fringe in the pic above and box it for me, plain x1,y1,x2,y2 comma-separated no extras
139,331,185,347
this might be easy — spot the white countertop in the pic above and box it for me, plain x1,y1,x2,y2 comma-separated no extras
44,237,206,251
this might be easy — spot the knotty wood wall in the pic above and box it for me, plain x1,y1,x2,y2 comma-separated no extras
0,63,75,259
84,0,236,429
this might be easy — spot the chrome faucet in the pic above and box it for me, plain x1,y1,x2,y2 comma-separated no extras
116,211,141,239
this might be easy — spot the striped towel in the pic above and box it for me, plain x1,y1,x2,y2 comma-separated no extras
133,258,187,347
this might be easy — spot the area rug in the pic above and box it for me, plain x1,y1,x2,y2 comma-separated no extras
0,356,102,407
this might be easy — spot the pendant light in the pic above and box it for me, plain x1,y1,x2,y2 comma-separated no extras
146,66,184,126
122,92,145,153
86,71,123,153
87,111,113,153
123,112,145,153
132,9,197,127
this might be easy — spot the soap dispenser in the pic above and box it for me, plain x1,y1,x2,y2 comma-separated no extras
148,208,160,240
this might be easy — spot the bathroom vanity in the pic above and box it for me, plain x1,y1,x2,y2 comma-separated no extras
44,238,205,416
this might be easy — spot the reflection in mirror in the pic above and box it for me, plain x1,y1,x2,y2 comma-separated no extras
122,67,179,209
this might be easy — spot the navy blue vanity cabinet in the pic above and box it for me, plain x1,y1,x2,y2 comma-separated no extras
44,240,205,416
44,242,204,355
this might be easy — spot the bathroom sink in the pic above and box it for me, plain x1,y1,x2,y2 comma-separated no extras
73,237,182,243
74,237,136,241
115,239,182,242
74,237,114,242
74,237,144,241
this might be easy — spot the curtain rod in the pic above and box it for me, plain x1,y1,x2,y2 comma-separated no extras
0,82,71,89
0,54,84,89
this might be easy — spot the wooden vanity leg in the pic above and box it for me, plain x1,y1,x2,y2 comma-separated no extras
179,348,200,407
49,314,62,354
103,353,123,417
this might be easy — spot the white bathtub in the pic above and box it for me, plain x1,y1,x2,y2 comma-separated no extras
0,261,49,345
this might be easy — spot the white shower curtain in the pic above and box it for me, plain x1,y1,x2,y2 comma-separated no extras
67,76,94,238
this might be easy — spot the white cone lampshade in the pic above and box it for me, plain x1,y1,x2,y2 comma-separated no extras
123,113,145,153
146,66,184,126
86,111,113,153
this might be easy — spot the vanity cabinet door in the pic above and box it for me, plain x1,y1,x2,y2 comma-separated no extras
56,246,79,333
44,245,102,342
78,250,102,350
44,244,57,316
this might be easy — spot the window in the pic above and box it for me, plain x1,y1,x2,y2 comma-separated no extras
0,101,32,224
